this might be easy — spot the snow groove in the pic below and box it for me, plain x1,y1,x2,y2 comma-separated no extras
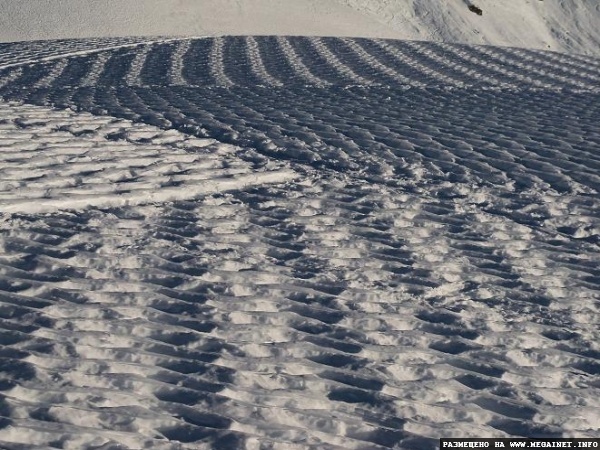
124,44,152,87
469,46,560,89
371,39,462,87
507,47,600,89
339,38,425,87
402,41,474,88
524,48,600,85
80,51,111,87
0,67,22,88
2,37,599,92
308,37,374,85
31,59,69,89
0,36,158,70
483,46,596,90
435,43,522,90
406,41,507,88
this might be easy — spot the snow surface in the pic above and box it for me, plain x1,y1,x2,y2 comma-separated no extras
1,0,600,57
0,33,599,450
337,0,600,57
0,0,399,44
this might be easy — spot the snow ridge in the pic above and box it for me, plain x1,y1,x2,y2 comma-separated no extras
168,40,192,86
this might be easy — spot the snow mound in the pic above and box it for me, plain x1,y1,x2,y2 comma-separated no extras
0,37,599,449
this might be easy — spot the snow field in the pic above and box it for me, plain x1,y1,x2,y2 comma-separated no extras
0,36,598,449
2,0,600,58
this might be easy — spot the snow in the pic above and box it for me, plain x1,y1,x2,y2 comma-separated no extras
337,0,600,57
0,102,298,214
0,0,398,44
1,0,600,57
0,7,599,450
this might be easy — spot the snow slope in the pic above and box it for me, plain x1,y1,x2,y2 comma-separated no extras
0,37,599,449
0,0,400,43
1,0,600,57
335,0,600,57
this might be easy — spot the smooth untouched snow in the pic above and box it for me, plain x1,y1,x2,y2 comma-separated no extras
0,36,599,449
0,0,400,43
1,0,600,57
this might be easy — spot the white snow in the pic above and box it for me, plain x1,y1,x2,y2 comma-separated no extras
336,0,600,57
0,6,599,450
0,0,398,43
1,0,600,57
0,102,297,214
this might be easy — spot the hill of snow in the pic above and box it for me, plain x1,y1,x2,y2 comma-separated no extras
1,0,599,56
0,0,400,43
335,0,600,56
0,36,599,448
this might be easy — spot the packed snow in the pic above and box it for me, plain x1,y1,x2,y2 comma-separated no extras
0,7,599,450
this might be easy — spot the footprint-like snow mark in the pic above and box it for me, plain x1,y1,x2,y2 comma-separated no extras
36,83,598,197
1,161,599,447
0,101,298,214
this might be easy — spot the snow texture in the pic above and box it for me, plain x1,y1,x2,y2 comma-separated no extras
0,36,599,449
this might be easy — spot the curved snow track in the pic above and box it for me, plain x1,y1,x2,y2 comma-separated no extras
0,37,599,449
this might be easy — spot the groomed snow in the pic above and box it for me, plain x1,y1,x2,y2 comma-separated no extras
1,36,599,448
0,29,599,450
